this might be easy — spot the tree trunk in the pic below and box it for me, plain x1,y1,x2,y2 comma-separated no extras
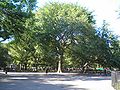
35,64,38,71
24,63,27,70
57,60,62,73
19,64,22,71
81,63,88,73
34,58,38,71
57,49,63,73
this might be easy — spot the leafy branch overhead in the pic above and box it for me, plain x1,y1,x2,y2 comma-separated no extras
0,0,37,41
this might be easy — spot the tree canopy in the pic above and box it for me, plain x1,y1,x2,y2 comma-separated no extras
0,0,37,41
34,3,97,72
1,2,120,72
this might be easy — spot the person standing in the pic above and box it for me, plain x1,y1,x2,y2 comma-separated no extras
4,67,8,74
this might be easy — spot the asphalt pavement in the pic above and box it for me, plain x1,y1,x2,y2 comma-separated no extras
0,72,115,90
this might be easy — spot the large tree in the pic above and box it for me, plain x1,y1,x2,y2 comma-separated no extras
0,0,37,70
35,3,95,73
70,21,120,71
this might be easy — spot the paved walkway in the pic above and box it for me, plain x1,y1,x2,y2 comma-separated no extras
0,72,115,90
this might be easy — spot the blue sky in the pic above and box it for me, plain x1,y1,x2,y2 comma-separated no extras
37,0,120,36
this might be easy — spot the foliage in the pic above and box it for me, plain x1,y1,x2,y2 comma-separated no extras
92,21,120,69
35,3,95,72
2,2,120,72
69,21,120,71
0,0,37,41
0,0,37,70
0,43,11,68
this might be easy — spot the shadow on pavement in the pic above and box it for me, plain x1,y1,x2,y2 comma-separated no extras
0,77,88,90
0,73,112,90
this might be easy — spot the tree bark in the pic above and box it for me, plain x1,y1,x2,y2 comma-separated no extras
57,60,62,73
81,63,88,73
57,48,64,73
24,63,27,70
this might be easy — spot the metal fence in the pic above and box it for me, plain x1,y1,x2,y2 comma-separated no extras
111,71,120,90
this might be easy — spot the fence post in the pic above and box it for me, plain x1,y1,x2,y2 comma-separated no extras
111,71,116,87
111,71,120,90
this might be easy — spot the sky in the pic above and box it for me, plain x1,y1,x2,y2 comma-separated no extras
37,0,120,36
